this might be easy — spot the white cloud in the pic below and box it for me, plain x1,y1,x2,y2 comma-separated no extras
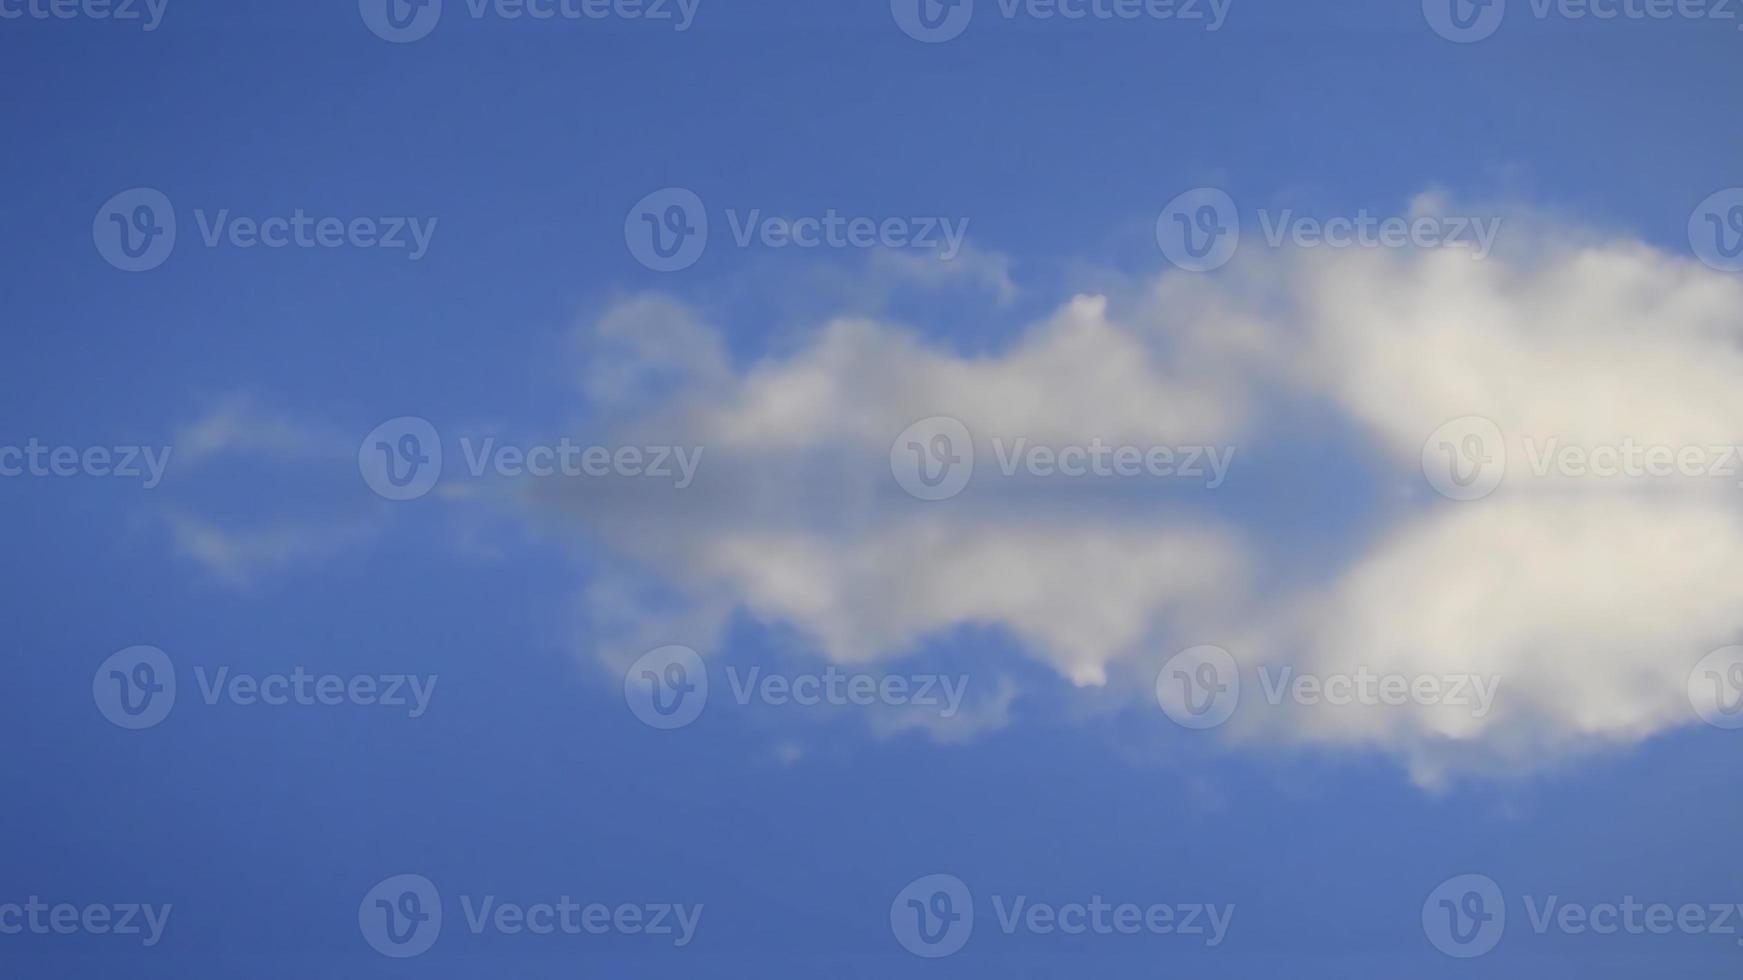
536,206,1743,782
1249,494,1743,787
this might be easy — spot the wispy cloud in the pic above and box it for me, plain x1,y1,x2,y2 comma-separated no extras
165,513,376,589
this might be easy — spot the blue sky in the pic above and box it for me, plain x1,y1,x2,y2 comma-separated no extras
5,1,1743,976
